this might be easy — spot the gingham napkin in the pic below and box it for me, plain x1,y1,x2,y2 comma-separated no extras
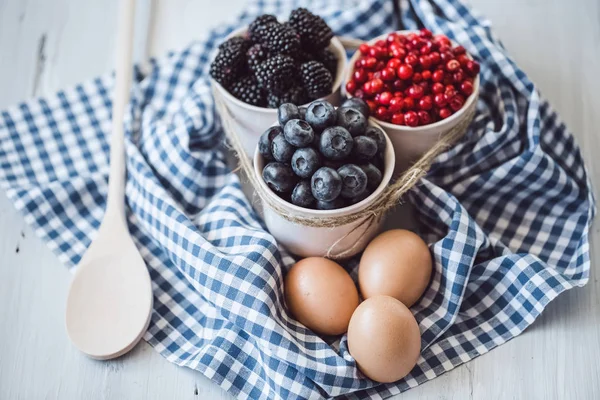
0,0,595,398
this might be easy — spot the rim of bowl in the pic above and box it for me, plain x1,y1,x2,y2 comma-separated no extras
253,119,396,217
344,30,480,133
212,26,348,113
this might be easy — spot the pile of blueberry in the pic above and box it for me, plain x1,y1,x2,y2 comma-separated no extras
259,98,387,210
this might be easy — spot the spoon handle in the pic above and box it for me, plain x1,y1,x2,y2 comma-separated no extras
106,0,136,222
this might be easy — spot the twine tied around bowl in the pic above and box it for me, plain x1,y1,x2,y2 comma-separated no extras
213,81,474,227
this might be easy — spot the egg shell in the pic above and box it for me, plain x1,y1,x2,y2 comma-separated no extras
359,229,432,307
347,295,421,382
285,257,359,335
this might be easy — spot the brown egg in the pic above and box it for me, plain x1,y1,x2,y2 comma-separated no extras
347,295,421,382
285,257,359,335
359,229,432,307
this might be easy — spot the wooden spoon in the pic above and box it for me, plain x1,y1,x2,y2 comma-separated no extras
65,0,153,360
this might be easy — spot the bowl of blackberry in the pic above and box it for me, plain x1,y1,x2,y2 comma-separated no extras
253,98,395,258
210,8,347,156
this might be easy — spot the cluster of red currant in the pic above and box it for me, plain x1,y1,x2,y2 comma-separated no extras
345,29,480,127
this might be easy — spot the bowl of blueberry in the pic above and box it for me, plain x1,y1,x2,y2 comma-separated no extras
253,98,395,258
211,8,347,157
344,29,480,172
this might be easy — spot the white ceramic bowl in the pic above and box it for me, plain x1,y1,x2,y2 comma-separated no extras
213,27,348,157
253,120,395,259
344,31,480,173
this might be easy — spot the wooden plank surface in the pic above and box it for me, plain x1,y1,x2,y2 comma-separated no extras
0,0,598,399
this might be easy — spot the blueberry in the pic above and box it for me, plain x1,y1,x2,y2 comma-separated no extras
262,162,298,193
336,107,367,136
278,103,300,127
363,125,386,154
348,189,370,205
337,164,368,198
311,167,342,202
259,126,282,161
306,100,337,131
291,180,316,208
299,107,307,120
351,136,378,161
360,163,383,190
319,126,353,160
284,119,314,147
271,133,296,162
317,197,347,210
341,97,370,119
291,147,321,178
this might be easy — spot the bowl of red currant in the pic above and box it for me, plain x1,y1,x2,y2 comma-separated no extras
344,29,480,172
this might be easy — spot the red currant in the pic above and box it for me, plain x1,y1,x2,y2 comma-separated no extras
460,80,474,96
388,97,403,112
429,52,441,65
363,57,377,69
419,55,432,69
453,45,466,55
391,112,405,125
378,91,392,105
452,70,465,83
432,82,444,94
422,70,432,81
405,54,419,66
466,60,480,76
387,58,402,70
403,97,415,110
446,59,460,72
434,93,448,107
418,95,433,111
404,111,419,127
346,81,356,94
376,106,389,121
354,69,367,83
432,69,445,82
359,43,370,55
381,67,396,81
438,107,452,119
370,78,384,93
418,110,431,125
397,64,414,80
457,54,470,67
449,94,465,111
419,28,433,38
440,51,454,62
412,72,423,83
408,84,424,99
355,89,365,99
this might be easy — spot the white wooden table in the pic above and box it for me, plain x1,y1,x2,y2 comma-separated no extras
1,1,598,398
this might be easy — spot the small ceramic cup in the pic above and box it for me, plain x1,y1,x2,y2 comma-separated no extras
213,27,348,157
253,121,395,259
345,31,480,173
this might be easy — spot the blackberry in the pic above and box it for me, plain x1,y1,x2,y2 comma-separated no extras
314,48,337,76
300,61,332,99
210,48,247,89
247,43,269,73
248,14,279,43
289,8,333,51
267,86,307,108
218,36,250,54
255,55,296,94
230,76,266,107
258,22,301,56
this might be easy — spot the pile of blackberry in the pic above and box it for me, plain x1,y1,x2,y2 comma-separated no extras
260,98,387,210
210,8,337,108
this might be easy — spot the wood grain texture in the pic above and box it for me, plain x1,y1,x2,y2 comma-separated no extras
0,0,598,399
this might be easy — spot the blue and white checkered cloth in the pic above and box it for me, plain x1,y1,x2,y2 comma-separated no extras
0,0,595,398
